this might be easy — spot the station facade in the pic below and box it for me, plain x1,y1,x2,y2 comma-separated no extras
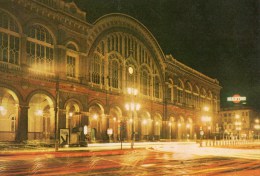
0,0,221,145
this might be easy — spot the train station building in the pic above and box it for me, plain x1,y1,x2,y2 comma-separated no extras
0,0,221,145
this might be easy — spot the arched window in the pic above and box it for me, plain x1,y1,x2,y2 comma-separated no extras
0,10,20,65
154,76,160,98
140,69,150,96
193,85,200,108
90,54,104,85
177,79,184,104
108,55,120,89
26,24,54,72
185,82,192,106
167,79,174,101
201,88,207,107
66,43,78,78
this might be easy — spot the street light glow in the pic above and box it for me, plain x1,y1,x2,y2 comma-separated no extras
235,122,242,126
201,116,211,122
254,124,260,130
0,105,4,111
186,124,190,128
235,114,240,119
125,102,140,111
203,106,209,112
0,105,7,115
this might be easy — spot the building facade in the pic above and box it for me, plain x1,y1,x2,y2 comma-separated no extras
219,106,260,140
0,0,221,145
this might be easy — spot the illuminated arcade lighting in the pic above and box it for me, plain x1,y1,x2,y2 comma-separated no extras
201,116,211,122
0,105,7,115
186,124,191,128
235,114,240,119
235,122,242,126
93,114,98,120
35,109,43,116
203,106,209,112
127,88,138,96
143,119,148,125
125,102,140,111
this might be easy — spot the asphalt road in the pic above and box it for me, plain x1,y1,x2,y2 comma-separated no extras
0,144,259,176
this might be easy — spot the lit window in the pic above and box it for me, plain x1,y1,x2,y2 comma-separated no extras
91,54,104,85
26,25,54,72
67,55,76,77
0,10,20,65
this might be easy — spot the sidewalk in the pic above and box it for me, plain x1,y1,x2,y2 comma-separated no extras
0,141,195,155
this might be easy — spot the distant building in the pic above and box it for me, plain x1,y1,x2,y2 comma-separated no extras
0,0,221,144
219,106,260,139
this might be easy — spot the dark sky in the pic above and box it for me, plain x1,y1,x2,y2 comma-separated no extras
73,0,260,110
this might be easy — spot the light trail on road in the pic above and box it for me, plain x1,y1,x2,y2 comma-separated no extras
153,145,260,160
0,145,259,175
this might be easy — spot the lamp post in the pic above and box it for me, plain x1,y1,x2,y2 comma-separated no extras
125,66,140,149
168,122,172,141
254,119,260,140
54,76,59,152
201,115,211,139
201,106,211,139
186,123,190,141
125,100,140,149
113,117,116,142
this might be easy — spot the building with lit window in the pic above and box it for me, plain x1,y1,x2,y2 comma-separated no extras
0,0,221,145
219,106,260,139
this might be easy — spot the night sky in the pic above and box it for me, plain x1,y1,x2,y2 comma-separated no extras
72,0,259,110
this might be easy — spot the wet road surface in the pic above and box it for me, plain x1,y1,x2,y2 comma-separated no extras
0,147,259,175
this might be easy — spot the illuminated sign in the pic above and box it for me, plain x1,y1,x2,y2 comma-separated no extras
227,94,246,103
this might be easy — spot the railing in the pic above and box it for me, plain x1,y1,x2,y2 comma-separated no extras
28,68,56,79
199,139,259,147
0,62,21,72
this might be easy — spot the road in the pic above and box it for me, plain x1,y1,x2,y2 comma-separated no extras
0,143,259,175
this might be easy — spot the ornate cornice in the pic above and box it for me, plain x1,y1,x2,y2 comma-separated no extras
14,0,91,35
165,54,221,89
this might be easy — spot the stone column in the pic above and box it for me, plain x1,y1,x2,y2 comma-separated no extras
17,105,29,142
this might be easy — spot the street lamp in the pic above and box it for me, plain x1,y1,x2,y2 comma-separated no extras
125,101,140,149
254,119,260,140
201,115,211,139
186,123,191,140
168,122,172,141
125,66,140,149
201,106,211,139
113,117,116,141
